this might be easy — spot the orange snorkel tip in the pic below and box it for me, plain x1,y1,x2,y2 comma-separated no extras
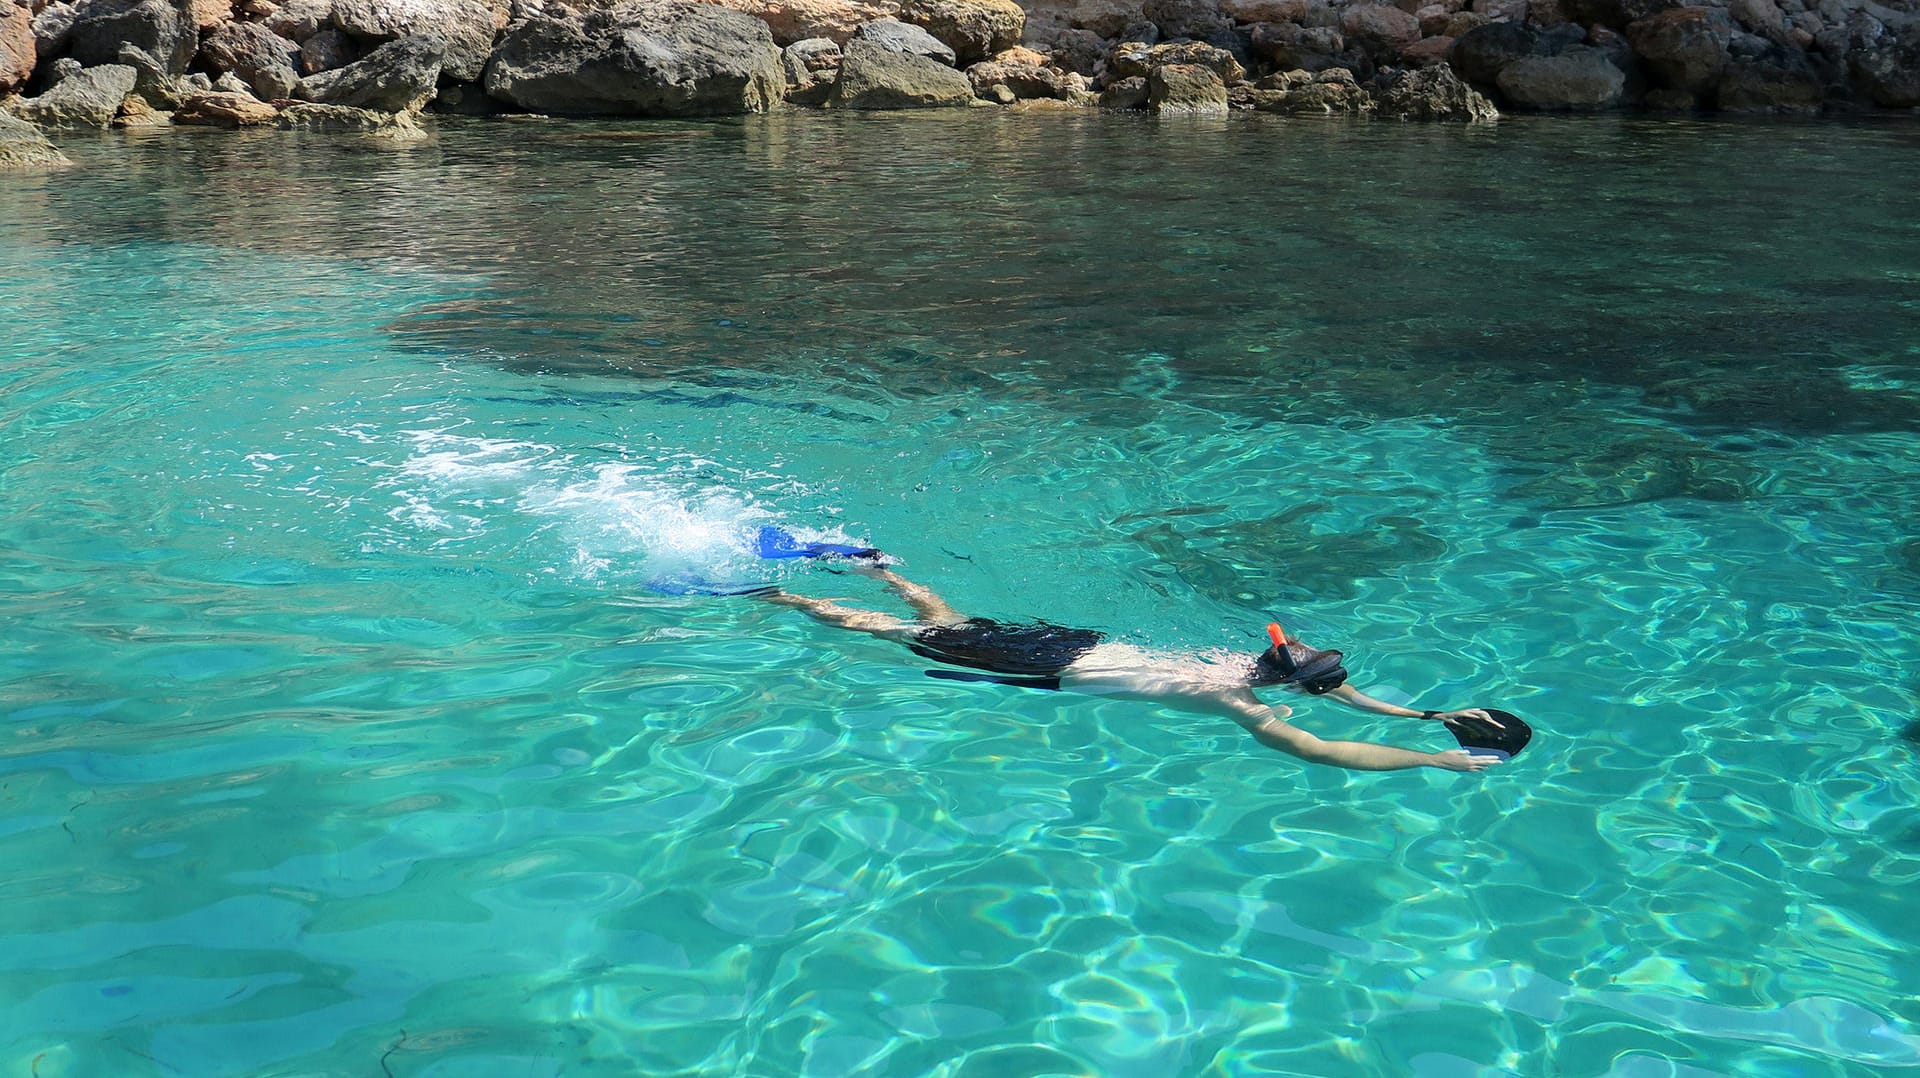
1266,622,1288,649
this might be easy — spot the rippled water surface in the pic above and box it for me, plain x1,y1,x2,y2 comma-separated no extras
4,113,1920,1076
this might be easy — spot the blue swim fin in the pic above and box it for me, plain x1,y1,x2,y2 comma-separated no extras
755,525,882,562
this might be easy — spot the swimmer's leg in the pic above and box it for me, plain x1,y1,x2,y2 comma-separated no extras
758,590,916,640
849,565,966,625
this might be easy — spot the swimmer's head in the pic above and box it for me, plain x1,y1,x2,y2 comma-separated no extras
1254,622,1348,694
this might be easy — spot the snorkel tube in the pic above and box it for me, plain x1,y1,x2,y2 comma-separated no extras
1256,622,1350,695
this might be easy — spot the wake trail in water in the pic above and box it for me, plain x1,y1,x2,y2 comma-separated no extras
380,431,870,588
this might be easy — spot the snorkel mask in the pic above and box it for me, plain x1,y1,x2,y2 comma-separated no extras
1256,623,1349,695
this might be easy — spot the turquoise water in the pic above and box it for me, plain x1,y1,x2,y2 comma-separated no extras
3,113,1919,1076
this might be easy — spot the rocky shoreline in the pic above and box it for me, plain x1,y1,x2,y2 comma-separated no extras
3,0,1916,166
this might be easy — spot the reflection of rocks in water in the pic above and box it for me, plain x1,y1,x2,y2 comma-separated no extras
1643,369,1919,436
1127,505,1445,604
1497,428,1764,510
1898,540,1920,575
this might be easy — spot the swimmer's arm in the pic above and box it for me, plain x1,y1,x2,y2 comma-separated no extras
1322,684,1498,728
1221,694,1495,773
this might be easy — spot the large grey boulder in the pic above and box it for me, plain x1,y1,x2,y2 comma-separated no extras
852,16,956,64
0,109,69,167
65,0,197,73
332,0,496,82
6,60,134,125
1495,48,1627,107
484,2,783,116
30,2,77,63
298,31,443,110
826,34,972,106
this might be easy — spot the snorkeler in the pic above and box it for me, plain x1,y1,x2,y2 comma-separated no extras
754,558,1525,775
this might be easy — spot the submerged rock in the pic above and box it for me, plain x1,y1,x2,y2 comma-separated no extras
7,61,135,126
0,109,70,167
484,2,784,116
827,34,973,106
276,99,427,139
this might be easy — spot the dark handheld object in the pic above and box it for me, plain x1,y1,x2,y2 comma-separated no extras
1448,708,1532,761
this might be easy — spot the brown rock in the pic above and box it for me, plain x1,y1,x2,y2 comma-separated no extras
1110,39,1246,81
1339,2,1420,53
898,0,1023,62
1097,72,1148,106
173,89,279,125
966,57,1068,97
2,0,34,95
299,28,359,74
113,91,170,125
1220,0,1308,22
192,0,234,31
703,0,900,44
1401,33,1454,62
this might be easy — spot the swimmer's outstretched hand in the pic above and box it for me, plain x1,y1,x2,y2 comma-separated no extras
1433,749,1502,773
1431,708,1503,730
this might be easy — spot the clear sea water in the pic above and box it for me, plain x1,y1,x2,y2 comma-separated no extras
3,112,1919,1077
